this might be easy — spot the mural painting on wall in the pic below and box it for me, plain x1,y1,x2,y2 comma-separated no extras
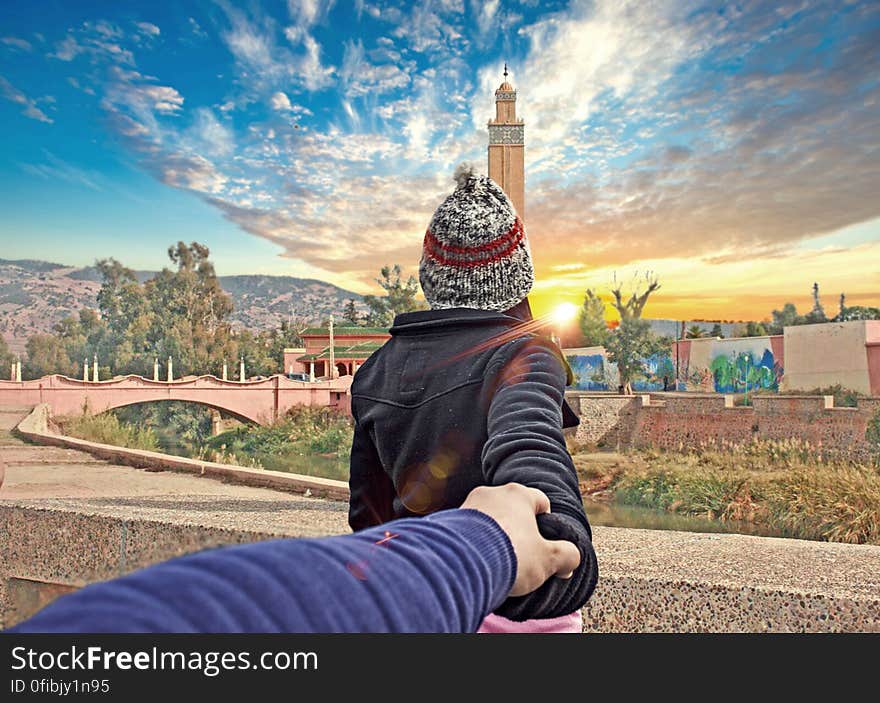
709,345,782,393
567,354,609,391
633,352,676,392
566,352,677,392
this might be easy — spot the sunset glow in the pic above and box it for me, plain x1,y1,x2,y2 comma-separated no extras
0,2,877,322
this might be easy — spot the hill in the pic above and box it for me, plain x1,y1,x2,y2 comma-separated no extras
0,258,364,355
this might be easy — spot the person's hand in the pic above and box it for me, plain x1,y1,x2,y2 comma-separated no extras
461,483,581,597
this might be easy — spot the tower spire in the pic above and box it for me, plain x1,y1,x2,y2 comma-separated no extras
488,61,524,219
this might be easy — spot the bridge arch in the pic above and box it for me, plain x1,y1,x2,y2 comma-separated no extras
0,373,353,425
96,397,259,425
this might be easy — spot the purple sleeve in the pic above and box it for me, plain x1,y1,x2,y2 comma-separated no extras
7,509,516,633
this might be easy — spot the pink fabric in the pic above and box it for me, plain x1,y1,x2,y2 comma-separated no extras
477,611,582,634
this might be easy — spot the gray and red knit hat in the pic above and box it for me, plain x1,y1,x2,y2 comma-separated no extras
419,163,533,311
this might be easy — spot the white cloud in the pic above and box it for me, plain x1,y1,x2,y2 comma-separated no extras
220,5,335,98
0,76,53,123
1,36,32,52
136,22,161,37
392,1,467,54
287,0,335,29
224,17,275,72
270,91,293,111
298,34,335,90
51,36,83,61
188,17,208,39
49,21,137,64
476,0,499,35
67,76,96,95
340,39,412,96
20,151,102,190
190,108,234,157
161,153,227,194
141,85,184,114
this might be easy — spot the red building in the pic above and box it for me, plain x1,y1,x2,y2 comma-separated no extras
283,326,390,379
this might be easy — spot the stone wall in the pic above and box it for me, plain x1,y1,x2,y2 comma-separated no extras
566,393,646,449
567,392,880,459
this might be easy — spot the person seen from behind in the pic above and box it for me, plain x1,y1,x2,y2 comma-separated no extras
348,163,598,633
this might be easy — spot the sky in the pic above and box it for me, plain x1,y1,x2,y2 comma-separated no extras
0,0,878,322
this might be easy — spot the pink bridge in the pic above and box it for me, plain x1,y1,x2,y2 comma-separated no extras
0,374,353,424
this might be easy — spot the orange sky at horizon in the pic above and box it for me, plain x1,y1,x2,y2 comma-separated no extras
521,219,880,323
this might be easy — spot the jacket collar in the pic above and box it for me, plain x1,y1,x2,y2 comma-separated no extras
389,307,523,335
389,306,576,387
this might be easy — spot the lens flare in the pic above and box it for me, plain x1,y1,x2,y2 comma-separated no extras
551,302,579,325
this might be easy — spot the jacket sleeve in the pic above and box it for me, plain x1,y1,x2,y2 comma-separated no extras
8,509,516,634
348,417,396,531
481,336,598,620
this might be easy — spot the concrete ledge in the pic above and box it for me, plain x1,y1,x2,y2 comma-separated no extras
6,406,880,632
15,404,350,501
585,527,880,632
2,500,878,632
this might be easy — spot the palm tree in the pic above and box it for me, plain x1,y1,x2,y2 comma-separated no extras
686,325,704,339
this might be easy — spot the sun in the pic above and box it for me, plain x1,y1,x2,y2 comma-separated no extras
551,302,579,325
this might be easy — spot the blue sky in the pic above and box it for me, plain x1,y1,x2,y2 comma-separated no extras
1,0,878,319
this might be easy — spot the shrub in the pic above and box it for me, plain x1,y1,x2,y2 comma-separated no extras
60,412,158,451
762,464,880,544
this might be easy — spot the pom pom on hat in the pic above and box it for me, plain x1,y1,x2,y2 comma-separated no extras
453,162,477,189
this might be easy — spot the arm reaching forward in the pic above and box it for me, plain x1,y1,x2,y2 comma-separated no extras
9,485,580,633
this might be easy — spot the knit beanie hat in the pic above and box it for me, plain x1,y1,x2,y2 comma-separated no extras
419,163,534,311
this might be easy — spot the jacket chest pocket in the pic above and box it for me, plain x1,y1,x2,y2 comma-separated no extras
399,347,430,393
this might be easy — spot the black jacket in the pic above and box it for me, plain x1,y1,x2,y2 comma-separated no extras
348,307,598,620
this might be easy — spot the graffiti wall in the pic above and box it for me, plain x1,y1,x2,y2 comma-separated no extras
565,347,676,392
634,351,677,391
673,336,784,393
566,348,610,391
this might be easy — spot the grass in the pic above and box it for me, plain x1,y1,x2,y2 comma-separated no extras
570,438,880,545
58,412,159,452
205,406,354,468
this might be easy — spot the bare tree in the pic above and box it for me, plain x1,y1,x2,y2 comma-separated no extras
609,271,661,322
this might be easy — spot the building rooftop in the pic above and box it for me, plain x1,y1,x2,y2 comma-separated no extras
297,342,385,361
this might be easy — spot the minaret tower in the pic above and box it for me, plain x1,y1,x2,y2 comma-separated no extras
487,63,525,219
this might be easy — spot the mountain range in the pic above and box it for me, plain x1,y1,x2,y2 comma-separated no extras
0,258,364,355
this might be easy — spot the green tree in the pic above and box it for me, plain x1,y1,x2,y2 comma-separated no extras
95,258,152,374
733,321,769,337
24,333,74,379
234,329,279,378
578,290,610,346
767,303,805,334
590,272,666,394
709,323,723,338
686,325,704,339
605,317,669,395
362,265,425,327
144,242,236,377
838,305,880,321
265,317,307,369
342,299,360,326
0,335,15,375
